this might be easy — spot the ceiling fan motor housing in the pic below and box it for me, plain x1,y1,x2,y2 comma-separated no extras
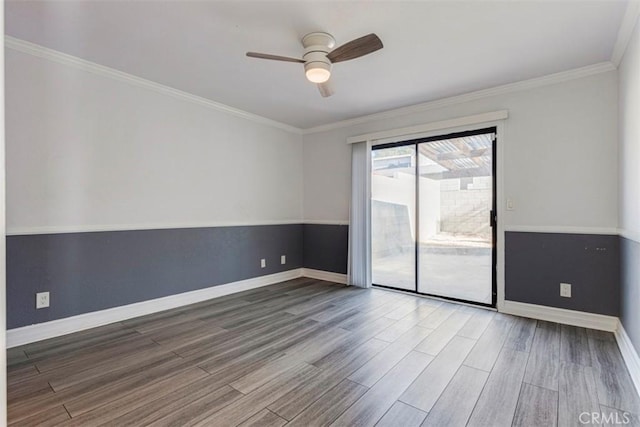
302,32,335,82
246,31,381,93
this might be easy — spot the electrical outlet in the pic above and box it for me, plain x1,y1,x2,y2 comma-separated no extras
36,291,50,309
560,283,572,298
261,259,266,268
281,255,286,265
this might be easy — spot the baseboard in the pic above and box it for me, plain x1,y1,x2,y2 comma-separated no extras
615,321,640,396
7,268,304,348
301,268,348,285
501,300,618,331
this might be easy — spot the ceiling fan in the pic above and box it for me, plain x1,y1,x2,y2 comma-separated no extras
246,32,383,97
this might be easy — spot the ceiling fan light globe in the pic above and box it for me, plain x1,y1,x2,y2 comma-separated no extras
304,61,331,83
306,67,331,83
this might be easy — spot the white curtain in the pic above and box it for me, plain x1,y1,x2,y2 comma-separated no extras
348,141,372,288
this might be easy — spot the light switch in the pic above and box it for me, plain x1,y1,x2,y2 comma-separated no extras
507,198,514,211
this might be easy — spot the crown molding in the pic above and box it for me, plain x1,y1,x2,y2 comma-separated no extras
4,36,303,135
302,61,616,135
5,36,619,136
611,0,640,66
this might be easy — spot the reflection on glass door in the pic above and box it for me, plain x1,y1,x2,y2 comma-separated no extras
371,128,496,307
371,145,416,291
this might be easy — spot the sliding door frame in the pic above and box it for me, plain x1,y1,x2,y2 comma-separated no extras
372,126,498,308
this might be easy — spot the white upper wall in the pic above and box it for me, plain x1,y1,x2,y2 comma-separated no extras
5,48,303,233
619,14,640,237
5,40,621,234
303,70,619,231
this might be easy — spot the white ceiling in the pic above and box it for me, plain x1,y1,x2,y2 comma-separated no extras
5,1,628,129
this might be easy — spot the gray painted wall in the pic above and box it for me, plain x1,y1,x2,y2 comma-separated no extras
303,224,348,274
302,227,622,318
7,224,303,328
620,237,640,353
505,232,620,316
8,225,624,329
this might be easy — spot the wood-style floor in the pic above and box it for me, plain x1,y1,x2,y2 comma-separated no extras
7,278,640,426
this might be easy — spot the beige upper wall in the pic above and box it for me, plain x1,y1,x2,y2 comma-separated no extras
5,48,304,233
619,14,640,238
303,70,619,231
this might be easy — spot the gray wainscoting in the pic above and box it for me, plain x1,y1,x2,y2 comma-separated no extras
9,225,624,331
7,224,303,328
620,236,640,354
505,232,620,316
302,224,349,274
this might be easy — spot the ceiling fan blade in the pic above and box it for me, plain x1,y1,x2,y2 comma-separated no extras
327,33,383,63
246,52,305,63
317,80,334,98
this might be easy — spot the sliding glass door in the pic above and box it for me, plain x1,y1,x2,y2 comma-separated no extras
371,145,416,290
371,127,496,307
